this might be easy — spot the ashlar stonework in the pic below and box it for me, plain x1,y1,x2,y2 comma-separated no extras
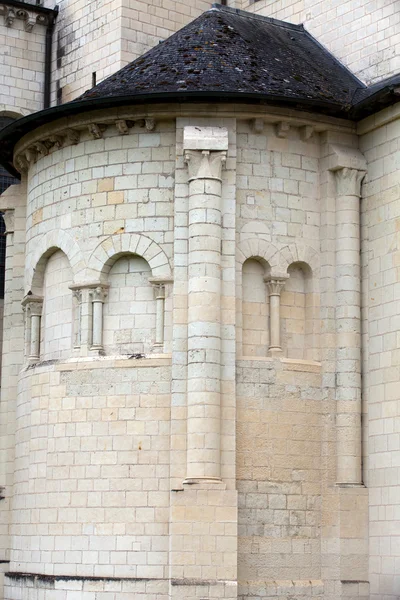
0,2,399,600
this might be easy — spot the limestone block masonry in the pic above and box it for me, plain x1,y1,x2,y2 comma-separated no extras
0,100,398,600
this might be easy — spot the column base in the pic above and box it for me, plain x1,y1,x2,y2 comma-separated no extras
335,482,365,488
268,346,283,356
183,477,226,490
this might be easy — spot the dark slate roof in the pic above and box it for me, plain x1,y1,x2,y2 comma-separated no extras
1,4,400,178
77,4,364,111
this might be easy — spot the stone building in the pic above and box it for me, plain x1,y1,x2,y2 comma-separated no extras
0,1,399,600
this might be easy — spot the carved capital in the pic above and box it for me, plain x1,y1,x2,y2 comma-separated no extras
89,286,108,303
184,150,227,182
21,295,43,316
72,289,82,303
264,275,289,296
335,167,366,197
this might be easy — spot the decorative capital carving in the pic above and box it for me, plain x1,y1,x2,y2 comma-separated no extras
264,275,289,296
335,167,366,197
21,295,43,316
89,286,108,303
184,150,227,182
72,289,82,303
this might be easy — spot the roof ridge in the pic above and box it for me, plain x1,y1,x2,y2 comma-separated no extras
210,3,304,31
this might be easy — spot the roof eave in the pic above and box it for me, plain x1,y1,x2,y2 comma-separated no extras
0,91,354,178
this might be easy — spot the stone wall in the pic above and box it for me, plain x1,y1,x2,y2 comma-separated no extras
0,107,372,599
53,0,210,103
0,12,47,115
237,358,323,598
359,104,400,600
242,0,400,84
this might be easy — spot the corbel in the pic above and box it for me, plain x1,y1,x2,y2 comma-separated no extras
25,147,37,166
145,118,155,131
65,129,80,145
115,120,129,135
48,135,64,149
5,7,15,27
300,125,314,141
252,118,264,133
276,121,290,138
15,154,28,173
33,141,49,157
21,10,36,32
88,123,106,139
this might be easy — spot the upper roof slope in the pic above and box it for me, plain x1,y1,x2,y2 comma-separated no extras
1,3,400,177
77,4,363,113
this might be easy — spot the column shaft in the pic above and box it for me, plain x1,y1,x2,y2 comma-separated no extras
265,277,288,354
335,167,365,485
92,300,104,348
30,314,41,361
187,176,222,481
155,285,165,349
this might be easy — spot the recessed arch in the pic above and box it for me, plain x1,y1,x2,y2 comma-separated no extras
236,238,280,271
87,233,172,282
26,230,84,294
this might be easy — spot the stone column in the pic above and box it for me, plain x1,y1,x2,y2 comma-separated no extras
265,276,288,354
183,126,228,483
89,286,108,351
149,276,173,352
334,166,365,485
72,289,82,349
21,295,43,363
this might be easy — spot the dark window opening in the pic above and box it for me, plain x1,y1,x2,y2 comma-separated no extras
0,216,5,300
0,116,18,299
92,72,97,87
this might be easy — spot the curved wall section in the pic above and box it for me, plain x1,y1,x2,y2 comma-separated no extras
41,250,73,361
9,120,175,593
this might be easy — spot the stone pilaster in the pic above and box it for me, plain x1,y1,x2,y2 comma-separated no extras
183,135,227,483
